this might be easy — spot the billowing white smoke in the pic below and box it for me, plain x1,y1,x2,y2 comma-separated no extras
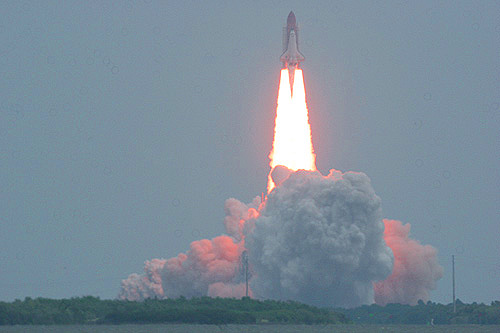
118,259,165,300
119,167,442,307
246,168,394,308
223,197,261,242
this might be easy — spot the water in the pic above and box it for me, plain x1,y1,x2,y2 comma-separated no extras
0,325,499,332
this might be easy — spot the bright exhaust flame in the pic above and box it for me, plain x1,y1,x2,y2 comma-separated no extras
268,68,316,192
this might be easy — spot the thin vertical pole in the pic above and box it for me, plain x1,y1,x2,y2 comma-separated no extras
242,250,249,298
452,255,456,313
245,262,249,297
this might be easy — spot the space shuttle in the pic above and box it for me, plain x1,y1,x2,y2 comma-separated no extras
280,11,305,91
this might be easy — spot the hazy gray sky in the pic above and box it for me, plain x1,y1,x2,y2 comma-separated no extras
1,1,498,304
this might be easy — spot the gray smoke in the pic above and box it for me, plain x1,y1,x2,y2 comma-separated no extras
245,168,394,308
119,167,442,307
119,259,166,300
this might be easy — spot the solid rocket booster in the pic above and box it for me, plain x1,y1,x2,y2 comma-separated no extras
280,11,305,92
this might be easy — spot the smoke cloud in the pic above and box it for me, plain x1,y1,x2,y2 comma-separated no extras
119,167,442,308
119,258,165,300
374,219,444,305
161,235,243,298
246,168,394,308
118,198,259,301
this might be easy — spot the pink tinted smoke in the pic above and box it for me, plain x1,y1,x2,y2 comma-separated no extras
375,219,444,305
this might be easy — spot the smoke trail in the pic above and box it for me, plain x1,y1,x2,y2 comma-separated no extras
374,219,444,305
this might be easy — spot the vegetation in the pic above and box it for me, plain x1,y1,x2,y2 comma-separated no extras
0,296,349,325
2,296,498,325
336,299,500,325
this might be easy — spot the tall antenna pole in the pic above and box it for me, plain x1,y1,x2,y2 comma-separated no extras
242,251,249,297
452,255,456,313
245,263,249,298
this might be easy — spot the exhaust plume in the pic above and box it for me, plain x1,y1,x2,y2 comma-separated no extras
119,64,442,307
268,69,316,192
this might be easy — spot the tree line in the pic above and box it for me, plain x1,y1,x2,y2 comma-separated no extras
0,296,349,325
336,299,500,325
1,296,498,325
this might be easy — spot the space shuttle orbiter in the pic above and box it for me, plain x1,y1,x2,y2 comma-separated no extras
280,11,305,90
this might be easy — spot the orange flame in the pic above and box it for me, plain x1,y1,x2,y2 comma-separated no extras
268,69,316,192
